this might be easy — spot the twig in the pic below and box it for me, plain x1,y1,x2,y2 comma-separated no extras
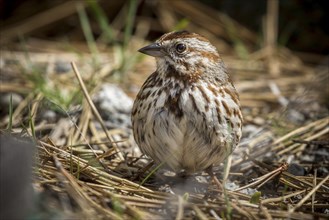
261,189,307,204
175,196,184,220
265,0,280,76
278,127,329,155
234,163,288,192
289,175,329,212
312,169,317,213
259,205,273,220
292,140,329,146
52,154,97,217
71,61,124,161
192,205,208,220
272,117,328,150
39,140,152,192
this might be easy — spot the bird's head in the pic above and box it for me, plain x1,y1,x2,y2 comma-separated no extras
138,31,226,82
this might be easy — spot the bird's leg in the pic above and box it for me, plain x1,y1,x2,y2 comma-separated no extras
203,166,223,199
206,166,223,191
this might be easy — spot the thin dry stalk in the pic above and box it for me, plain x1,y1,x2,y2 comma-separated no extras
71,61,124,161
289,175,329,212
175,196,184,220
234,163,288,192
265,0,280,76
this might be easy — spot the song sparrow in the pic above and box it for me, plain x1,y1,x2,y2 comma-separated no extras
132,31,242,174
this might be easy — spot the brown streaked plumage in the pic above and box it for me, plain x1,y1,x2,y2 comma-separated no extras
132,31,242,174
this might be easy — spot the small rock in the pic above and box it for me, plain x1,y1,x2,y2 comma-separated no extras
93,84,133,129
242,124,261,137
0,93,23,109
55,61,71,74
163,170,176,177
286,109,305,124
315,148,329,157
253,117,265,125
195,175,208,184
159,184,175,194
42,110,57,123
317,166,329,177
300,155,315,162
240,188,258,196
287,163,306,176
225,181,240,191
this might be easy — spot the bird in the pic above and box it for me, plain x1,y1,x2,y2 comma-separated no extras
131,30,242,176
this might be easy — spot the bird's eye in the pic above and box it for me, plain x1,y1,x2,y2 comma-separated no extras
175,43,187,53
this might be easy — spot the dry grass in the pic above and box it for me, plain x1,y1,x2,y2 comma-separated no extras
1,43,328,219
0,0,328,219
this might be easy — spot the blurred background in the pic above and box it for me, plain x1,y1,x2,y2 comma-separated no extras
1,0,328,53
0,0,328,219
1,0,328,108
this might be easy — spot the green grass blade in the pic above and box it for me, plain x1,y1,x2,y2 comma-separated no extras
123,0,137,48
139,162,164,187
87,0,115,43
77,4,100,65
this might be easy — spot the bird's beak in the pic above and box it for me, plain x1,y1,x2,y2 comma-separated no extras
138,43,165,57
